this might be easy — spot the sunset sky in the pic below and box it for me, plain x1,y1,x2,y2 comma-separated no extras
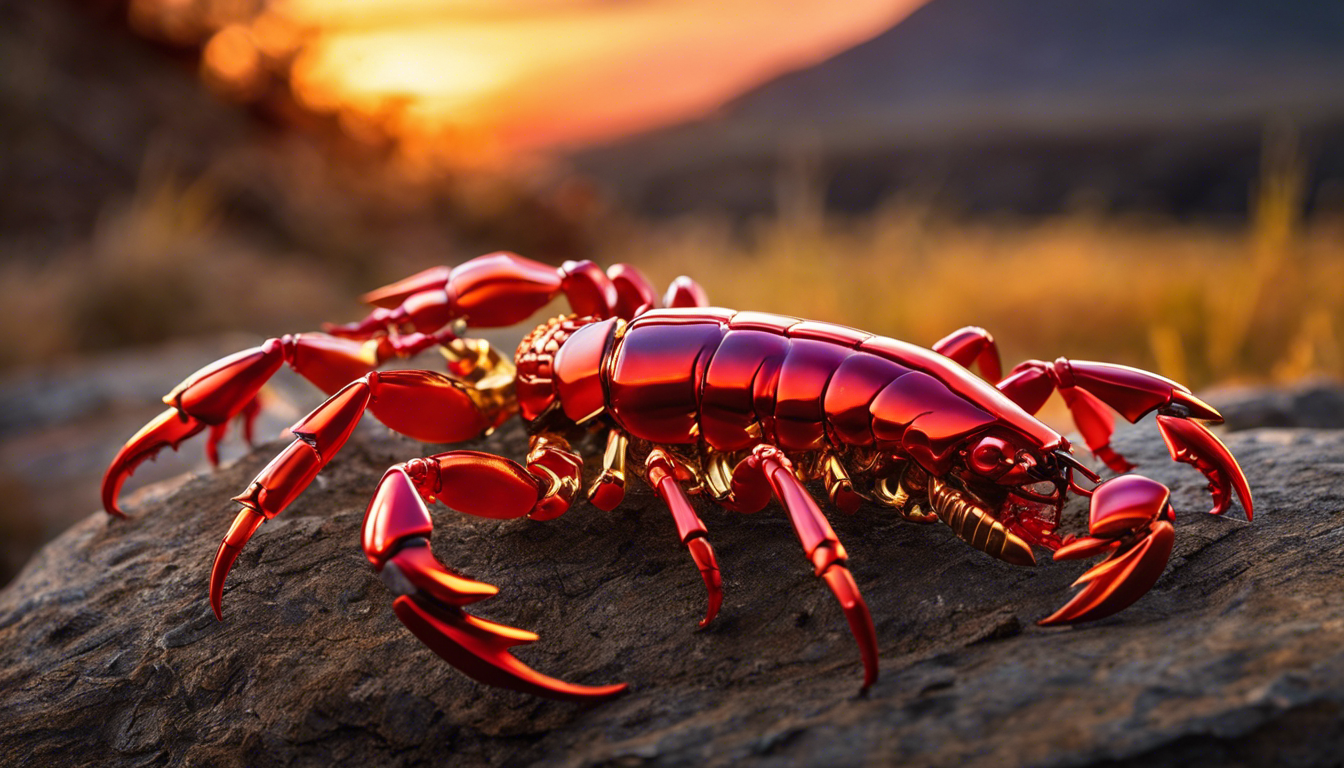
187,0,927,160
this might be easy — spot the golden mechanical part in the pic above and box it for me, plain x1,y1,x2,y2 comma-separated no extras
904,503,936,523
703,449,751,501
587,431,628,511
656,445,707,494
438,337,518,425
927,476,1035,566
872,476,902,509
871,465,936,523
822,454,864,514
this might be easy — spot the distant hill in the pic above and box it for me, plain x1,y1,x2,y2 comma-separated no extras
576,0,1344,216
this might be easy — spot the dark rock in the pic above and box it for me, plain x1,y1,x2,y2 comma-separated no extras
1209,380,1344,432
1,415,1343,767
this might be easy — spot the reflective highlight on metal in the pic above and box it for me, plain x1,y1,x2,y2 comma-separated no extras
101,252,1253,701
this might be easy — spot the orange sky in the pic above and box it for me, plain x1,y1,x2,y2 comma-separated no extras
196,0,926,160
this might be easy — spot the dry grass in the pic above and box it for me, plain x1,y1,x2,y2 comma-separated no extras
2,130,1340,392
599,209,1344,390
600,128,1343,391
0,172,353,369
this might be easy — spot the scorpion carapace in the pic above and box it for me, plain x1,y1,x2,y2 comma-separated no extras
102,252,1253,700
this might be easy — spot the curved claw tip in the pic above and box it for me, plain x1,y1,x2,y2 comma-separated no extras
104,498,127,520
686,537,722,628
392,596,628,702
206,548,233,621
1156,415,1253,521
1170,390,1223,422
1038,520,1175,626
210,508,266,620
102,407,206,518
209,540,242,621
821,564,879,690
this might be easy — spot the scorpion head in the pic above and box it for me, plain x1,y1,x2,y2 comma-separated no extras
515,314,623,428
926,425,1184,627
921,429,1101,556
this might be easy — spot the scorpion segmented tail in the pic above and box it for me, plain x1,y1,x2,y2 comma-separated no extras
928,477,1036,566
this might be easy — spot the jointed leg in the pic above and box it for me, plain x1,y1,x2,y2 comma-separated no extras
103,333,392,516
209,367,522,617
646,449,723,627
933,326,1002,382
724,445,879,690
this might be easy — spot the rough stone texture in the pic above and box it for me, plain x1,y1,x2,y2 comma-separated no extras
1212,379,1344,433
1,407,1342,767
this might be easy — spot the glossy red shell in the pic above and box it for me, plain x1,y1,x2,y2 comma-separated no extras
598,309,1063,473
607,315,727,444
553,317,620,423
701,331,790,451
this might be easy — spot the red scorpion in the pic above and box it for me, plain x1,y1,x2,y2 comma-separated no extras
103,252,1252,700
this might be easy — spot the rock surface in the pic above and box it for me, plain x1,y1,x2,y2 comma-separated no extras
1,407,1343,766
1212,379,1344,433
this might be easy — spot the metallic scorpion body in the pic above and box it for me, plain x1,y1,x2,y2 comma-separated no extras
103,252,1253,700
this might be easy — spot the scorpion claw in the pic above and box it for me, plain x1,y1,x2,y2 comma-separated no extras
367,468,626,701
1157,415,1253,519
1040,475,1176,626
102,407,207,517
1040,520,1174,625
392,596,628,701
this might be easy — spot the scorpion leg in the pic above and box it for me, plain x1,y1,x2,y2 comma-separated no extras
663,275,710,309
733,446,879,690
365,463,627,700
933,326,1003,383
210,368,514,617
646,449,723,627
103,334,384,517
606,264,659,319
586,431,629,512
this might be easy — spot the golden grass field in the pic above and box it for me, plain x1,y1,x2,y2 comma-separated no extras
602,203,1343,391
2,143,1340,393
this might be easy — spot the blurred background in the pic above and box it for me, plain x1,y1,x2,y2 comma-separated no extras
1,0,1342,585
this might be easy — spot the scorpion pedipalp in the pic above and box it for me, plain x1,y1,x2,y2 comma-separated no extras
1157,415,1254,519
999,358,1224,474
101,341,287,516
1039,475,1176,625
367,467,627,701
102,408,207,518
101,335,383,517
